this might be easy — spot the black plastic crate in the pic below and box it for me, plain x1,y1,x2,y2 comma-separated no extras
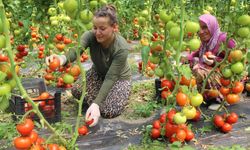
155,78,161,103
9,78,61,123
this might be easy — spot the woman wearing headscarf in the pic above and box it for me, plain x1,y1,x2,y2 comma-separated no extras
188,14,236,109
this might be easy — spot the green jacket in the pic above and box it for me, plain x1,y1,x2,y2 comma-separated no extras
66,31,131,105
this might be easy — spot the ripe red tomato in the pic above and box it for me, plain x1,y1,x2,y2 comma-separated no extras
176,92,188,107
151,128,161,139
48,144,60,150
78,125,88,135
226,112,238,124
161,79,174,91
28,131,38,144
152,120,161,129
14,136,32,149
39,92,50,99
232,81,244,94
167,109,176,124
86,119,94,126
213,115,225,128
49,57,60,71
220,78,231,86
192,110,201,122
221,123,232,133
175,129,186,142
55,34,64,41
159,113,167,123
16,118,34,136
226,94,240,104
185,130,195,142
219,86,230,96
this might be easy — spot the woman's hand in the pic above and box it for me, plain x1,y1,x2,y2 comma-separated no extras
45,54,67,66
203,54,214,66
85,103,100,127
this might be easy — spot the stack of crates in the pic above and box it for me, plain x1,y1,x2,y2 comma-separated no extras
9,78,61,123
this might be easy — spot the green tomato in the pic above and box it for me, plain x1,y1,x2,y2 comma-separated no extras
237,15,250,26
159,10,172,23
237,27,250,38
48,7,57,16
90,1,98,9
190,93,203,107
182,106,196,119
63,74,75,84
222,67,232,78
188,38,201,51
80,10,93,24
63,0,78,13
169,26,180,40
173,112,187,124
154,68,164,78
140,10,149,18
185,21,200,34
7,79,16,89
231,62,244,74
166,21,177,31
0,83,11,96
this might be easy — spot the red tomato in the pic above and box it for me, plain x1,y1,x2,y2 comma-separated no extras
213,115,225,128
14,136,32,149
221,123,232,133
220,78,231,86
48,144,60,150
152,120,161,129
167,109,176,124
159,113,167,123
78,125,88,135
28,131,38,144
55,34,64,41
151,128,161,139
16,118,34,136
86,119,94,126
49,57,60,71
226,112,238,124
176,129,186,142
161,79,174,91
232,81,244,94
185,130,195,142
192,110,201,122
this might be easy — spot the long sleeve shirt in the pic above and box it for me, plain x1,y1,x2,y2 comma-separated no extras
66,31,131,105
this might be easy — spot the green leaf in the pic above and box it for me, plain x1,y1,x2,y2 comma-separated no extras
141,46,150,71
0,71,7,83
179,64,192,79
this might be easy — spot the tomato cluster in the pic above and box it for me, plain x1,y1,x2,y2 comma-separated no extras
24,92,56,119
219,78,243,105
213,112,238,133
14,118,67,150
149,109,195,143
45,63,81,88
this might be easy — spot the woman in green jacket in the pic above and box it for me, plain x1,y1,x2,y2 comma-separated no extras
46,5,131,127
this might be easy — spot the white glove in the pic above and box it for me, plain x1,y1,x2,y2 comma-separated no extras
85,103,100,127
45,54,67,66
203,55,214,66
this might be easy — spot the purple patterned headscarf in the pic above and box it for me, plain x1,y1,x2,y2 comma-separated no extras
199,14,224,51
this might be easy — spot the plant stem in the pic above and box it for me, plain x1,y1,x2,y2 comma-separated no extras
201,42,230,94
0,1,67,145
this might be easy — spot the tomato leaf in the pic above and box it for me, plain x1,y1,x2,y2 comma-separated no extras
141,46,150,72
179,64,192,79
0,71,7,83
